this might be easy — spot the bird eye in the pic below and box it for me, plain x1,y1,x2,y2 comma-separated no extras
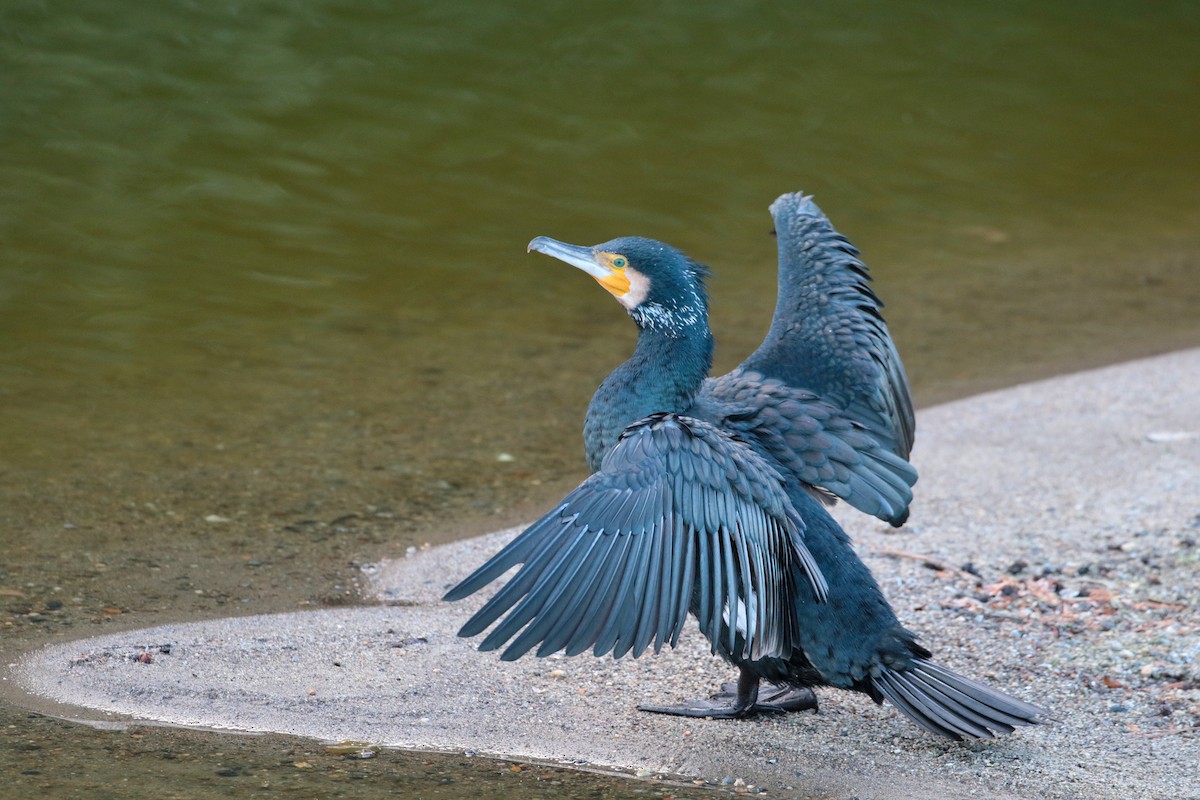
612,256,627,269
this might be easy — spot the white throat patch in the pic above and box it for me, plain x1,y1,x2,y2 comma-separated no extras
616,268,650,310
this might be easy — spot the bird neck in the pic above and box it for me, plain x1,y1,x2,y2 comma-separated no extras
583,319,713,471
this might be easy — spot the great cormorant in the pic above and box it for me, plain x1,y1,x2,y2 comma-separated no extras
444,192,1046,739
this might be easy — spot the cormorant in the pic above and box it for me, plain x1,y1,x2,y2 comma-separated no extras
444,192,1047,739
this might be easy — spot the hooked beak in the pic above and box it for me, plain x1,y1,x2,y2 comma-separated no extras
528,236,631,298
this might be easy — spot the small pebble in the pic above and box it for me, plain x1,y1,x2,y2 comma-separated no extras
1145,430,1199,443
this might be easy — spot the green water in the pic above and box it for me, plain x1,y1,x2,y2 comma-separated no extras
2,1,1198,796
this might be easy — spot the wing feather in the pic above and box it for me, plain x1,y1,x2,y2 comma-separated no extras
562,532,636,657
532,528,622,657
665,514,693,650
704,372,916,526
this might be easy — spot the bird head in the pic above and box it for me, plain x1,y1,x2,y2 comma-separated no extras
527,235,709,333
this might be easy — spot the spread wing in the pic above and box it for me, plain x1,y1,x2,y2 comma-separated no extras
443,413,827,663
736,191,915,462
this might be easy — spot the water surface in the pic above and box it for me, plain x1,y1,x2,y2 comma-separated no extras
2,1,1198,796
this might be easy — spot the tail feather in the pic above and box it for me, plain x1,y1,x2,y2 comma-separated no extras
872,659,1049,740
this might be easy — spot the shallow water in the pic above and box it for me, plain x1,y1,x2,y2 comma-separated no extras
2,1,1198,796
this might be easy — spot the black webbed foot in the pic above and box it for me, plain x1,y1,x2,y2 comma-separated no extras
638,698,769,719
758,685,819,713
638,669,818,719
707,681,818,714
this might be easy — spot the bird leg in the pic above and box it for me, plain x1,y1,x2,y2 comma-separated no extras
638,667,817,719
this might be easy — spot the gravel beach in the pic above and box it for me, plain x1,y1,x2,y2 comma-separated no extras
11,349,1200,799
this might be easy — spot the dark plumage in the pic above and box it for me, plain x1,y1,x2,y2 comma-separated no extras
444,192,1047,739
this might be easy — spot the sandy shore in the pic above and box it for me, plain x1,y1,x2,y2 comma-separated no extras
11,349,1200,799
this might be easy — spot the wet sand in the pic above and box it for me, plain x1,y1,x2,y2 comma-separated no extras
11,349,1200,799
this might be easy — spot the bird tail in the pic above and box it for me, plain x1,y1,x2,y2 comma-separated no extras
871,659,1049,740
